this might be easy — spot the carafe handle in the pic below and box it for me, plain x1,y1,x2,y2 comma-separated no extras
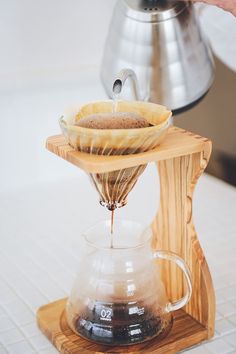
153,250,192,312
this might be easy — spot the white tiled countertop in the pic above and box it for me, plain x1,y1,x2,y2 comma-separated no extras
0,82,236,353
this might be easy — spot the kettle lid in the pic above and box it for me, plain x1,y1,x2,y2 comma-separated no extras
122,0,189,22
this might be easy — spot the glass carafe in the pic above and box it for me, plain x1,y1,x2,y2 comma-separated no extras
66,220,192,346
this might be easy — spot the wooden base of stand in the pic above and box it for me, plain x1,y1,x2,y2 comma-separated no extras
37,298,208,354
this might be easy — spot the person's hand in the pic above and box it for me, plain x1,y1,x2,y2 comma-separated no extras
191,0,236,16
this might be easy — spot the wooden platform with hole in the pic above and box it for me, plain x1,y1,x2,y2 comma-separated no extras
37,126,215,353
37,298,208,354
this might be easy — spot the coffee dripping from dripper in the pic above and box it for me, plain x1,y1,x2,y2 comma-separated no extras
59,73,192,346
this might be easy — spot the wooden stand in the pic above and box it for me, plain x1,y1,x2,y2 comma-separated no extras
38,126,215,353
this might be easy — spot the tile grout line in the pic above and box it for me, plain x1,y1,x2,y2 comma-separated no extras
0,251,50,310
20,232,78,283
1,244,68,298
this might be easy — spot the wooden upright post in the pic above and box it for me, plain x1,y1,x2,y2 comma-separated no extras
152,133,215,337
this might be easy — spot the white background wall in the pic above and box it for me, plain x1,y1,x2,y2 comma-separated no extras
0,0,116,90
0,0,235,192
1,0,236,90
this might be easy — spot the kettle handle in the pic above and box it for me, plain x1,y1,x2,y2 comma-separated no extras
153,250,192,312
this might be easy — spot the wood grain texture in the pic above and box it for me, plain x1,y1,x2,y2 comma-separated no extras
37,298,208,354
46,127,209,173
152,139,215,338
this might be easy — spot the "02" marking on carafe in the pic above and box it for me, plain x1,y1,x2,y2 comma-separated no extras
100,308,112,321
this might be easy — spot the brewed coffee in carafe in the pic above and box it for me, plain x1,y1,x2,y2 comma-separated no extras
66,220,192,346
74,300,172,345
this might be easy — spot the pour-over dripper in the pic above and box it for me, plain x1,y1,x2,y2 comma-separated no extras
60,100,172,210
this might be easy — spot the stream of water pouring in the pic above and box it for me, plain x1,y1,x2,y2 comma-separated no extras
112,95,118,113
112,80,122,113
109,79,123,248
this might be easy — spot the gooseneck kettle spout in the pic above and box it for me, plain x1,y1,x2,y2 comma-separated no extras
113,68,141,101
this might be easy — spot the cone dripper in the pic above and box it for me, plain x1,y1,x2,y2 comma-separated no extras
60,100,172,210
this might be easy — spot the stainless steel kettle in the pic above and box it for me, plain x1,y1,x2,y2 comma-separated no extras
101,0,215,113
